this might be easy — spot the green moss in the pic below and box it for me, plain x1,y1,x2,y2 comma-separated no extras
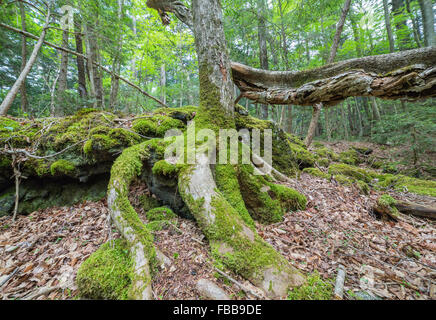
108,141,159,298
50,159,76,176
238,164,306,224
328,164,379,183
0,117,20,131
146,207,176,221
334,174,353,186
22,158,49,177
314,147,339,161
356,180,370,195
338,149,360,165
287,272,333,300
381,162,399,174
152,160,182,178
303,167,331,180
76,239,133,300
132,115,185,138
378,194,397,207
377,175,436,197
153,106,198,122
215,164,255,228
139,195,160,212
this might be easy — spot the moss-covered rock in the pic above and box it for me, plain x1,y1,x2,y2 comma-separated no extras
50,159,76,176
338,149,360,165
329,163,378,183
76,239,133,300
132,115,185,138
146,206,176,221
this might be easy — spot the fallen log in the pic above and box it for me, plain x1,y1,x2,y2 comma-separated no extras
394,201,436,220
374,195,436,221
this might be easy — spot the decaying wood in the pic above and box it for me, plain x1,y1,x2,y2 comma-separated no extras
232,47,436,106
374,197,436,221
394,201,436,220
334,264,346,300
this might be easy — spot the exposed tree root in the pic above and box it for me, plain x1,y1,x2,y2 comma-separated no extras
107,142,157,299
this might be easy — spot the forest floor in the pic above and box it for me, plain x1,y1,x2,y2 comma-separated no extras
0,141,435,300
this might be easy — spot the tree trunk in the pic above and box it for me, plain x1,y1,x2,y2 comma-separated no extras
370,97,382,122
257,0,269,119
405,0,422,47
55,29,69,116
0,10,51,116
109,0,124,110
304,103,322,147
74,20,88,99
418,0,436,47
341,104,349,139
84,24,96,105
89,27,104,109
383,0,396,53
19,2,28,114
325,107,331,141
392,0,412,50
287,106,293,134
160,64,166,105
328,0,352,64
147,0,305,298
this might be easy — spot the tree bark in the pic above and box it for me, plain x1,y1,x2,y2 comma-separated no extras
74,20,88,99
383,0,396,53
418,0,436,47
370,97,382,122
55,29,69,116
304,103,322,147
19,1,28,113
328,0,352,64
257,0,269,120
392,0,412,50
109,0,124,110
0,9,51,116
160,64,166,105
232,47,436,106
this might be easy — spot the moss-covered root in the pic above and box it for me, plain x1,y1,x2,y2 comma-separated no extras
178,154,305,298
107,141,157,300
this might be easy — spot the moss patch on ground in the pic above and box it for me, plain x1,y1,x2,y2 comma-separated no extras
287,272,333,300
76,239,133,300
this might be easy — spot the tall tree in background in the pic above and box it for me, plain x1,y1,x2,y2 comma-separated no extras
109,0,124,109
305,0,352,146
56,27,69,116
257,0,269,120
0,7,51,115
19,1,28,113
418,0,436,47
392,0,412,50
383,0,396,52
74,18,88,100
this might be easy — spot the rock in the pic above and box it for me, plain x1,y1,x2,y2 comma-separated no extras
355,290,382,300
196,279,230,300
155,249,172,269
